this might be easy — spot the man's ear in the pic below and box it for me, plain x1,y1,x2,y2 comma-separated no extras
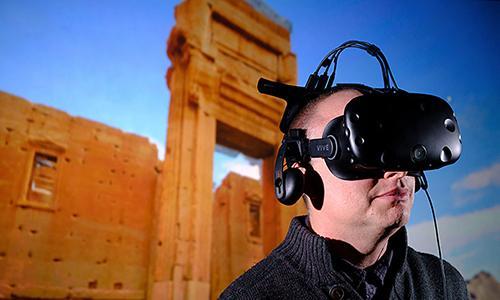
304,166,324,210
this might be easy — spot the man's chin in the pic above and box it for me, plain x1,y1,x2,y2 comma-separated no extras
389,212,410,229
381,207,410,231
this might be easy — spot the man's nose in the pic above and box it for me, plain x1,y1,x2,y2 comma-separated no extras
383,171,408,180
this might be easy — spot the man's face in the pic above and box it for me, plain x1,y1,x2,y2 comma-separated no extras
306,90,415,232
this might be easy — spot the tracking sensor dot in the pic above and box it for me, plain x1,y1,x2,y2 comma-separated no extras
411,145,427,162
351,113,360,122
440,146,452,163
444,118,455,132
380,152,386,165
419,102,426,112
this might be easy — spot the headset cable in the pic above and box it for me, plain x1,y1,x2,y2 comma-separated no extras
419,172,448,300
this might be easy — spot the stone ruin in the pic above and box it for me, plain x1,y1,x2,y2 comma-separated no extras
0,0,305,299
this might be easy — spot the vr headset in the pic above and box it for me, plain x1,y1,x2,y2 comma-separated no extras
258,40,462,206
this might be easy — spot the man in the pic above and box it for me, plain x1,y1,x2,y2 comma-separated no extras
220,88,468,299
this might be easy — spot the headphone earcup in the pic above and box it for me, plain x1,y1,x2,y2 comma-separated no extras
279,168,304,206
414,177,421,192
304,168,324,210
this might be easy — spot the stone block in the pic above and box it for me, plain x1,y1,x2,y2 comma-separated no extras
0,91,159,299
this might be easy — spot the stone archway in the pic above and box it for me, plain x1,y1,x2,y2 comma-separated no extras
148,1,304,299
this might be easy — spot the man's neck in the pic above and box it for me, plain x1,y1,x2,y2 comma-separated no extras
308,215,397,269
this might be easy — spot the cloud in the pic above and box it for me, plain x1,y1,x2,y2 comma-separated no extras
450,249,477,264
215,144,240,159
224,156,261,180
147,137,165,160
407,205,500,255
408,205,500,279
452,162,500,191
213,152,262,189
453,191,485,207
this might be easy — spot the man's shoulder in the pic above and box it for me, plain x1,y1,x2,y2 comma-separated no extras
218,251,313,299
406,247,464,280
405,246,468,298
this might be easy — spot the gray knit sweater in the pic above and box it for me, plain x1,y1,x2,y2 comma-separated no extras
220,216,468,299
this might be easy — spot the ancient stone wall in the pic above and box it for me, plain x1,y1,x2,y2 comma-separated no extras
210,172,264,299
0,91,160,299
0,1,303,299
150,1,302,298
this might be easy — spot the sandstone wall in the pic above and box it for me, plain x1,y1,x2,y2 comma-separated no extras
152,1,298,297
0,91,160,299
210,172,264,299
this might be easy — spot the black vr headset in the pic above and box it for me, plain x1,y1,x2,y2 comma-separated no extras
258,40,462,206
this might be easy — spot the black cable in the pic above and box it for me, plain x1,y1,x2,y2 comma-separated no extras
314,40,364,74
314,41,397,90
421,173,448,300
377,51,399,89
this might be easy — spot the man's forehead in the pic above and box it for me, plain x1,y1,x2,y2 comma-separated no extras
308,89,363,136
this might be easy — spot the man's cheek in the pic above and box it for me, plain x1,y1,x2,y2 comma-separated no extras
404,177,416,191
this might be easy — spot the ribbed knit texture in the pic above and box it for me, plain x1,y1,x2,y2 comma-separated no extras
219,216,468,300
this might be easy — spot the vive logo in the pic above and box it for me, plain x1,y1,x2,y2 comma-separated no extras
316,144,329,152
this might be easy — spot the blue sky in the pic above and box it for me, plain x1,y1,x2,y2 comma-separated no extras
1,0,499,280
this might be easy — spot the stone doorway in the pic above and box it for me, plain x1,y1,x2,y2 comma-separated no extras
149,0,302,299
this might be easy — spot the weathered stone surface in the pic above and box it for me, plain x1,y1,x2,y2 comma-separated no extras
0,1,306,299
467,272,500,300
210,172,265,299
149,0,302,299
0,91,160,299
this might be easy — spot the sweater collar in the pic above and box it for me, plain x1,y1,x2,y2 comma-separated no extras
273,216,408,287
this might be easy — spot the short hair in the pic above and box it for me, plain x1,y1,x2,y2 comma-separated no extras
289,87,361,132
